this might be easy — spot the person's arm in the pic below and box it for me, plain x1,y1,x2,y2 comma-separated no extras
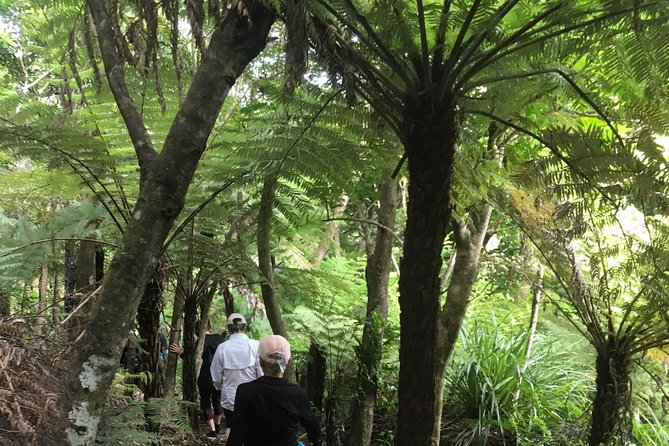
226,386,249,446
298,391,322,445
168,343,183,356
209,346,224,390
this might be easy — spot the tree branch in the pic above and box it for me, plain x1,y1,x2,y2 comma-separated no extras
87,0,158,171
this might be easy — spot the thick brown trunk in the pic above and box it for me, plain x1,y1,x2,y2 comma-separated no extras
164,280,186,398
63,1,276,442
589,343,630,446
257,173,294,381
346,175,396,446
37,259,49,334
136,266,164,399
396,105,456,446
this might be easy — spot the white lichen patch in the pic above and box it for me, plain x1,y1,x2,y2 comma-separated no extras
134,210,142,220
66,402,99,446
79,355,117,392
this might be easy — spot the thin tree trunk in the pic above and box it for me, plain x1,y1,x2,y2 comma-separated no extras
433,204,493,439
182,286,199,405
520,267,543,374
64,240,76,313
305,342,326,412
63,0,276,442
53,271,61,324
346,175,397,446
95,245,105,282
37,258,49,334
257,173,294,381
311,195,349,266
0,287,9,317
164,279,186,398
396,105,457,446
21,279,31,311
589,343,630,446
222,279,235,316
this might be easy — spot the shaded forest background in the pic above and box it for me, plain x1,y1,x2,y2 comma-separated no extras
0,0,669,445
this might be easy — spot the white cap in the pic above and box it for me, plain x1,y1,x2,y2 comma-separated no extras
227,313,247,325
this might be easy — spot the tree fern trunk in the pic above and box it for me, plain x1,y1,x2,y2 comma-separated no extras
63,240,76,314
346,175,396,446
589,342,630,446
0,286,9,317
37,259,49,335
164,280,186,398
136,266,164,399
396,103,457,446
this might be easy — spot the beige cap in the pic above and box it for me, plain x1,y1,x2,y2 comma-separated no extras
259,335,292,363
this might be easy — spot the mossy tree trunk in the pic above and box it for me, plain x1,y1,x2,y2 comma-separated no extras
63,1,276,443
346,174,397,446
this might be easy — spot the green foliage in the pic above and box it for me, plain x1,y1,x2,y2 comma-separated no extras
444,319,592,446
98,371,193,445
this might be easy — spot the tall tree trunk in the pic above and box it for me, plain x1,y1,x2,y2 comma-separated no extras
95,245,105,282
257,173,294,380
396,105,457,446
53,271,61,324
164,279,186,398
0,286,10,317
75,240,97,295
305,342,326,412
182,286,199,405
589,341,631,446
222,279,235,316
63,1,275,443
64,240,76,314
346,175,397,446
432,204,493,429
520,267,543,374
21,279,31,311
136,266,164,399
37,259,49,334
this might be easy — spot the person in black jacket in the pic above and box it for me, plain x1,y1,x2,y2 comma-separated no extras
169,320,226,438
227,335,322,446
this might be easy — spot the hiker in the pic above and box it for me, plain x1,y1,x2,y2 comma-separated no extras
227,335,322,446
210,313,263,439
168,320,226,438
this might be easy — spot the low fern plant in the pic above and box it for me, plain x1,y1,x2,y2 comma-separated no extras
96,370,193,445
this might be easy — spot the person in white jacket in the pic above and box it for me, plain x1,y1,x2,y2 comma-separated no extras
210,313,263,439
